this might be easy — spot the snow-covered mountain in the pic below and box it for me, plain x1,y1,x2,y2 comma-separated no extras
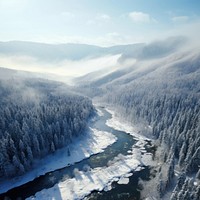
0,41,145,61
0,41,145,77
73,36,188,86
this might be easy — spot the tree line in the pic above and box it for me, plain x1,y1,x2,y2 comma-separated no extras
105,66,200,199
0,79,94,179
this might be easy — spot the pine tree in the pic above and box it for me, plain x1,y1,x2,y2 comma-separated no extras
196,168,200,180
178,141,187,162
50,142,55,153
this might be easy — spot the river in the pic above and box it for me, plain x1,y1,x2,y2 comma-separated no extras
0,107,155,200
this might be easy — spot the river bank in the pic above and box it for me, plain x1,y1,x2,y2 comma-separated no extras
0,121,117,194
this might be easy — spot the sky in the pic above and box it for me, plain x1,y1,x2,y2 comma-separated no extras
0,0,200,46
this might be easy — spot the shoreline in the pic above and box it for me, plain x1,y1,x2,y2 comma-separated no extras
0,126,117,194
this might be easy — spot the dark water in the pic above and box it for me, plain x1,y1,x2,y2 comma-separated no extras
1,108,149,200
86,167,152,200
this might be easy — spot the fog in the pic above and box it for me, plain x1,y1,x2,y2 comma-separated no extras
0,53,121,77
0,35,198,82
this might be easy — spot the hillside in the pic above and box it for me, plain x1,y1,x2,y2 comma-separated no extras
0,71,94,179
0,41,144,61
74,37,200,199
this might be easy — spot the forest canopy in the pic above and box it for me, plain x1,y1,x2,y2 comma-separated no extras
0,78,94,178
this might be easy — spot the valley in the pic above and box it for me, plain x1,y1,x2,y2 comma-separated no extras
0,35,200,200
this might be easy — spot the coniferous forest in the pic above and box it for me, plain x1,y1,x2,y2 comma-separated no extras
0,1,200,199
74,42,200,199
101,51,200,199
106,76,200,199
0,38,200,200
0,78,94,179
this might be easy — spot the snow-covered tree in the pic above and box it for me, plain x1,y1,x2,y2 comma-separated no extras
0,78,94,179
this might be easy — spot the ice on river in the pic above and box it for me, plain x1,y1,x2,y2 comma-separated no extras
117,177,130,184
27,150,141,200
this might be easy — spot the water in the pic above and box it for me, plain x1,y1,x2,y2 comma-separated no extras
86,167,151,200
0,107,154,200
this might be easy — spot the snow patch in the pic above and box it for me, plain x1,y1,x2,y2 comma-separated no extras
141,153,155,166
105,108,148,141
96,108,104,117
104,182,112,191
117,177,129,185
124,173,133,178
194,181,198,186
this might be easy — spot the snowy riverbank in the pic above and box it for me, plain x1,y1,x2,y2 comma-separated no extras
27,150,142,200
105,108,149,141
0,127,117,194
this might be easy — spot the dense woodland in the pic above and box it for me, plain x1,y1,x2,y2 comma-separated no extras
1,38,199,199
103,53,200,199
73,45,200,199
0,78,94,179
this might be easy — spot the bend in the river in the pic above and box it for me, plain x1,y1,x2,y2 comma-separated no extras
1,107,154,200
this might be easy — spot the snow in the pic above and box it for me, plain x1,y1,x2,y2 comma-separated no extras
106,107,154,168
104,182,112,191
96,108,104,117
0,128,117,194
117,177,129,184
194,181,198,186
105,108,149,141
124,173,133,178
141,153,155,166
27,150,141,200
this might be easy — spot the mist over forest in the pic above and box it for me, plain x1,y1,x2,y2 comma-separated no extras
0,0,200,199
0,35,199,199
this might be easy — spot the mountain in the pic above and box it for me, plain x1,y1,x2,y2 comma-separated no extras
0,37,183,61
0,41,144,62
73,36,190,89
0,41,145,77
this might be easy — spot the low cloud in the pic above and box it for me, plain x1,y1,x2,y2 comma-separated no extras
87,13,111,25
129,11,156,23
0,54,121,77
97,14,111,21
171,16,189,23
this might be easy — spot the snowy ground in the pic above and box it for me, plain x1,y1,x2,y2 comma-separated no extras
0,128,117,194
27,150,141,200
105,108,150,141
105,108,154,165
